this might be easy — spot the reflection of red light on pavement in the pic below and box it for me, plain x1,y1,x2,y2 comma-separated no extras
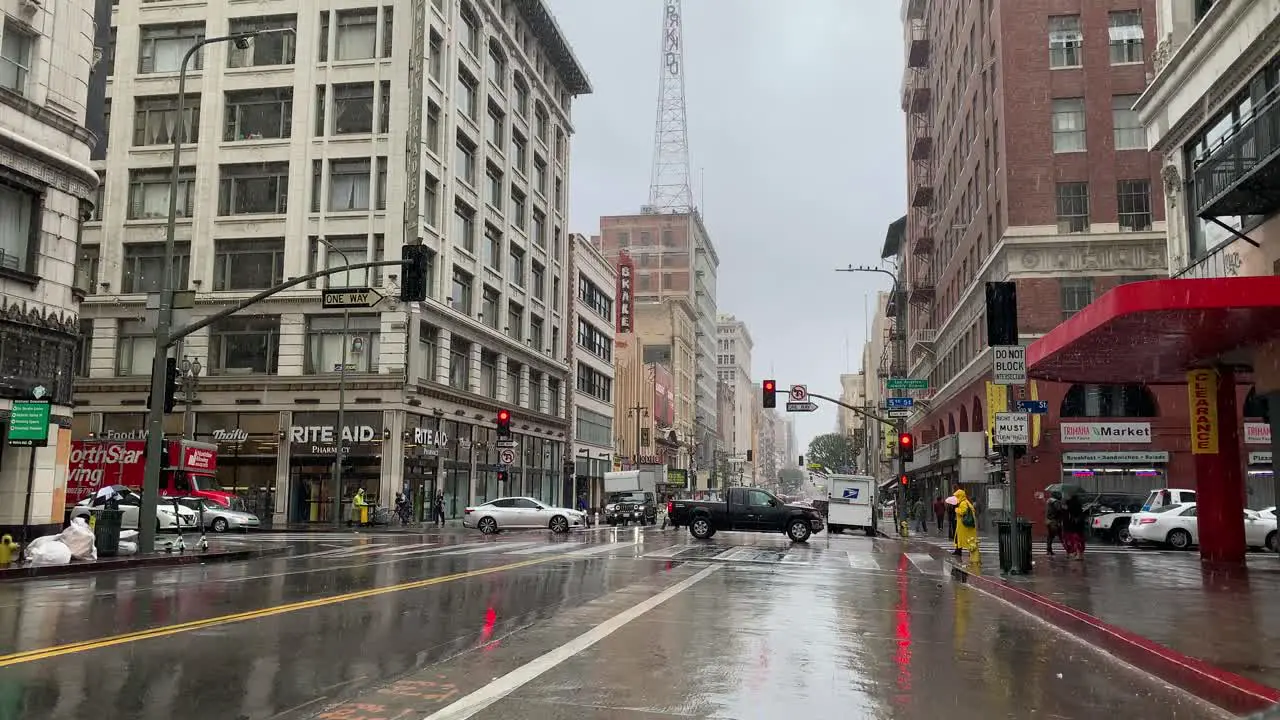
481,606,497,646
893,553,913,704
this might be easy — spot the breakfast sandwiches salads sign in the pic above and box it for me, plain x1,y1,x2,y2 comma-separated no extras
1059,422,1152,444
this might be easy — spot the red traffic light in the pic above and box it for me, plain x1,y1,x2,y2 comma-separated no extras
763,380,775,392
498,410,510,422
900,474,908,485
898,433,912,447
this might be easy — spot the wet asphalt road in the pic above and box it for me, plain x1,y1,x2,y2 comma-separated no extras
0,527,1232,719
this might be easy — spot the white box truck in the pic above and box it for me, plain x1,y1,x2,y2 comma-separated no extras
826,475,877,536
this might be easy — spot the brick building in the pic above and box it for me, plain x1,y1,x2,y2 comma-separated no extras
892,0,1197,524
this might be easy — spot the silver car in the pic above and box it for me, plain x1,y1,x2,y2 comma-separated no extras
176,497,262,532
463,497,587,534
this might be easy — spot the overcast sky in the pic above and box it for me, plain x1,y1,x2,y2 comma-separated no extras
545,0,906,453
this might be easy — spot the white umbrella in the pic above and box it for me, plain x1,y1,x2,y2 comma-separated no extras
944,495,960,506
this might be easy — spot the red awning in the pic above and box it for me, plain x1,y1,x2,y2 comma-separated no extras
1026,276,1280,384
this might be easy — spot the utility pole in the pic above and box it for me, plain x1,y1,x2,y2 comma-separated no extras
627,404,647,466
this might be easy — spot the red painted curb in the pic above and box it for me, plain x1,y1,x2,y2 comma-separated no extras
921,543,1280,716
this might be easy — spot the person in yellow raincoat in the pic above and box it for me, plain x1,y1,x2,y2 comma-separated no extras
952,488,978,557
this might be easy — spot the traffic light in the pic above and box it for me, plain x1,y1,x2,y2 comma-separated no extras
497,469,509,482
900,474,908,486
496,409,512,438
148,357,179,413
898,432,914,462
762,380,776,408
400,244,430,302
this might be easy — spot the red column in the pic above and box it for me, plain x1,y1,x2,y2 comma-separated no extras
1194,367,1246,564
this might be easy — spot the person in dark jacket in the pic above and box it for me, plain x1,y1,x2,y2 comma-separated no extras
1045,490,1065,555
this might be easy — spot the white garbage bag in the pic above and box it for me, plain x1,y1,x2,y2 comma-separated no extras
119,530,139,542
59,517,97,561
24,536,72,566
117,541,138,556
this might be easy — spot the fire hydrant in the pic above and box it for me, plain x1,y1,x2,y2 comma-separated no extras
0,534,18,567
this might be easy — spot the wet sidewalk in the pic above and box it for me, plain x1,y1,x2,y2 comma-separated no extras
0,543,287,580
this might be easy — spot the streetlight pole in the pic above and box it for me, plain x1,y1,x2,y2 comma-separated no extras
318,237,353,528
180,356,202,440
138,28,294,553
627,404,647,466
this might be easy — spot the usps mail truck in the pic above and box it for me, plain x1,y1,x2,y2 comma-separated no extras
826,475,877,536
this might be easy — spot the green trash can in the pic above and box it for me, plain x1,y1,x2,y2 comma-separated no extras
996,518,1034,573
92,509,125,557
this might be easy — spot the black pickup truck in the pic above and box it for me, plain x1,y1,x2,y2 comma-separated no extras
670,487,826,542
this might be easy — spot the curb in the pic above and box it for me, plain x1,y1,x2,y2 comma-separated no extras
0,546,288,581
919,543,1280,716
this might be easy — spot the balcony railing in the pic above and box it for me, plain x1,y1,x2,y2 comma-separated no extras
1194,90,1280,218
910,328,937,348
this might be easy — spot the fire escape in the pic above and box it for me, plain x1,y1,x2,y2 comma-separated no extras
903,0,936,376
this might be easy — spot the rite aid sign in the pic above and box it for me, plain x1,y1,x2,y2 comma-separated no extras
1059,422,1151,444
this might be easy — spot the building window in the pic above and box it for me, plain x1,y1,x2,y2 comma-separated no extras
218,162,290,215
578,275,613,321
454,200,476,253
1060,277,1094,319
547,376,561,415
133,96,200,146
128,168,195,219
1108,10,1144,65
225,87,292,140
487,41,506,91
1061,383,1158,418
378,81,391,133
554,177,563,212
507,301,523,341
76,319,94,377
307,234,383,288
451,266,473,314
1048,15,1082,68
428,30,443,82
530,315,544,350
1112,95,1144,150
424,172,440,226
121,242,191,293
1051,98,1086,152
227,16,296,67
209,316,281,375
512,131,527,174
511,187,527,229
0,183,37,274
329,158,373,211
483,224,502,270
139,24,205,74
75,245,100,294
455,136,477,186
116,320,156,376
577,362,612,403
333,9,378,61
487,102,505,148
448,335,470,389
419,323,439,381
534,103,549,143
426,100,442,153
532,210,546,248
506,360,521,402
513,73,529,116
1055,182,1089,233
508,244,525,287
213,238,285,291
0,24,34,95
331,82,375,134
531,261,545,300
481,285,500,328
459,5,480,56
577,318,612,361
306,314,381,373
533,158,548,196
1117,179,1152,231
529,369,544,410
576,407,612,446
457,68,478,119
480,349,498,397
485,164,503,209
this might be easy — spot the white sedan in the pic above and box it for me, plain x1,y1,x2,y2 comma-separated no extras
1129,503,1277,551
463,497,587,534
70,487,199,531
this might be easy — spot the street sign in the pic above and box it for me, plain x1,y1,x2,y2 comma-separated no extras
322,288,380,309
993,412,1030,445
885,397,914,409
1017,400,1049,414
886,409,912,419
785,402,818,412
7,400,50,447
992,345,1027,385
789,384,808,402
886,378,928,390
496,439,517,450
498,448,516,465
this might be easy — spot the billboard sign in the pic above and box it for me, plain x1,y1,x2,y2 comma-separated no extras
650,363,675,428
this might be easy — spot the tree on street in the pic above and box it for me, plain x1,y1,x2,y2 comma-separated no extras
807,433,860,472
778,466,806,494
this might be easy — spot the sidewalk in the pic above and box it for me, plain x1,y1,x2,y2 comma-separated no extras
0,544,287,580
912,537,1280,715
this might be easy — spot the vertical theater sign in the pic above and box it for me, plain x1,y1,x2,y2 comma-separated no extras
617,255,634,333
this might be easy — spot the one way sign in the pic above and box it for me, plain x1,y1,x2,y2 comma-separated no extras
322,288,380,309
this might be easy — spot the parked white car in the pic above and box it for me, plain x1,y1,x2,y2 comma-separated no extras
463,497,587,534
70,486,199,532
1128,502,1277,551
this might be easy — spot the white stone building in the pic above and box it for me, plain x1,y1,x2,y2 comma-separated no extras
568,232,614,509
76,0,590,524
715,313,754,484
0,0,98,536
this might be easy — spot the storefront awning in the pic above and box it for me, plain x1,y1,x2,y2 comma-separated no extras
1026,277,1280,384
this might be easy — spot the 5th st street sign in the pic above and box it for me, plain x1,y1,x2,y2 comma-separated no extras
322,289,381,309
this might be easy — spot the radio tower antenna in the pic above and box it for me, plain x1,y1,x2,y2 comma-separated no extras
648,0,694,214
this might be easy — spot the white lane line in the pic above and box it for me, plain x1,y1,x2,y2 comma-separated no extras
847,552,881,571
708,547,747,561
779,552,808,565
421,565,720,720
504,542,587,555
289,544,387,560
641,545,695,559
905,553,940,575
564,543,632,557
388,541,496,557
433,542,540,557
325,543,399,558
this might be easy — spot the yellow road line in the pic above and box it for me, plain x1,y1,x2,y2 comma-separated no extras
0,555,562,667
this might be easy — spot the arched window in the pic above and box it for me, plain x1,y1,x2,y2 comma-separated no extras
971,397,983,431
947,413,956,434
937,420,945,438
1243,387,1269,421
958,404,970,431
1060,383,1158,418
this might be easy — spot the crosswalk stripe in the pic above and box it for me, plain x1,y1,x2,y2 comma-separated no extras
641,545,693,559
847,552,881,571
905,552,941,575
709,547,749,561
779,552,808,565
504,542,587,555
433,542,540,557
388,541,493,557
325,543,399,558
565,543,635,557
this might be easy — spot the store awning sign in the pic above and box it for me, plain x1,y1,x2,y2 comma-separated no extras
1061,451,1169,464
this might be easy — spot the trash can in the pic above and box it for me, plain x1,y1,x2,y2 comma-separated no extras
93,509,125,557
996,518,1034,573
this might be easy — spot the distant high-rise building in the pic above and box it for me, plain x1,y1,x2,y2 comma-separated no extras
716,314,755,484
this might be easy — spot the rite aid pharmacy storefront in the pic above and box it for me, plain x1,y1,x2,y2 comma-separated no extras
1058,422,1170,494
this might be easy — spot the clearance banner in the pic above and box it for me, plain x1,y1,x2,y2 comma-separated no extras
1188,369,1219,454
985,382,1007,452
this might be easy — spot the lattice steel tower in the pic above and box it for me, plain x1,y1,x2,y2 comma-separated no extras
648,0,694,214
